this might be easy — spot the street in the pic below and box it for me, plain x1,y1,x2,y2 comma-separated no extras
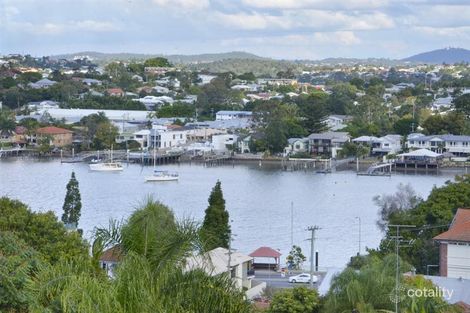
253,270,325,289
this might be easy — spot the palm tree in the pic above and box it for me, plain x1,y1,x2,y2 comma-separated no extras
27,198,251,313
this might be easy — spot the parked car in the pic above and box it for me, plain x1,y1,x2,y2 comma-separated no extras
288,273,318,284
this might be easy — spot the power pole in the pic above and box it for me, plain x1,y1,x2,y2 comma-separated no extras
355,217,361,255
307,226,320,287
389,224,415,313
290,202,294,248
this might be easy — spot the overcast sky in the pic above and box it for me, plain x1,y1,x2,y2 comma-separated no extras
1,0,469,59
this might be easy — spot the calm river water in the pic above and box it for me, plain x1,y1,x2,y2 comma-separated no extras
0,159,459,268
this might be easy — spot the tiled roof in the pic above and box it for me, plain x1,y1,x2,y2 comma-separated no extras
434,208,470,243
36,126,72,135
99,245,123,263
249,246,282,258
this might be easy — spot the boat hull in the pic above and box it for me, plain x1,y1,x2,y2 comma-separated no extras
145,175,179,182
89,163,124,172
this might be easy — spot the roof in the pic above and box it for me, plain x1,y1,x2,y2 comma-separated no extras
398,148,441,158
308,131,349,141
288,137,308,144
216,110,253,116
99,245,123,263
185,247,252,276
36,126,73,135
434,208,470,243
249,246,282,258
107,88,124,93
409,134,470,143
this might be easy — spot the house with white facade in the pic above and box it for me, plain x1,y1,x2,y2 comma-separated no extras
434,208,470,279
353,134,402,155
185,247,264,299
211,134,238,153
149,126,187,150
407,133,470,156
325,115,352,131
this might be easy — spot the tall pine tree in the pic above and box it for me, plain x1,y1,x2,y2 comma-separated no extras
61,171,82,229
200,180,230,251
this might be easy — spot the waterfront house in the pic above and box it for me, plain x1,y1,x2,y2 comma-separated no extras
434,208,470,279
284,138,309,156
211,134,238,153
308,131,350,158
149,126,187,150
35,126,73,147
353,134,402,155
407,133,470,156
185,247,259,295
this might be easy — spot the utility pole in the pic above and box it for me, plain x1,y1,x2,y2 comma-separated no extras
355,217,361,255
307,226,320,287
290,202,294,248
389,224,415,313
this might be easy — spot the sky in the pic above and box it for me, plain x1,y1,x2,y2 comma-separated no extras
1,0,470,60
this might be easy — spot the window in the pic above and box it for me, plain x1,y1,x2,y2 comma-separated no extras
173,134,175,139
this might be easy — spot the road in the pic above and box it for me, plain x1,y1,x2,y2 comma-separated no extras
254,270,324,289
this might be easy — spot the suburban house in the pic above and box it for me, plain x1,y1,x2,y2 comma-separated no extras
353,135,402,155
211,134,238,153
284,138,309,156
325,115,352,131
28,78,57,89
308,131,350,158
215,111,253,121
407,133,470,156
434,208,470,279
34,126,73,147
99,245,123,278
82,78,102,86
149,126,187,150
185,247,259,294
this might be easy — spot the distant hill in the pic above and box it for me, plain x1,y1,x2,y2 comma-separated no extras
402,48,470,64
50,51,265,65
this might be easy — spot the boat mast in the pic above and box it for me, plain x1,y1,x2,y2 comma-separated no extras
153,129,157,170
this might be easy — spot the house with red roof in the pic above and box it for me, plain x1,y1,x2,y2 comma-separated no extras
249,246,282,270
35,126,73,147
434,208,470,279
106,87,125,97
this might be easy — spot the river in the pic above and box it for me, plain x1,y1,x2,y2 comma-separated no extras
0,159,459,269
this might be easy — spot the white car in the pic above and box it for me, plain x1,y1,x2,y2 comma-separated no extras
288,273,318,284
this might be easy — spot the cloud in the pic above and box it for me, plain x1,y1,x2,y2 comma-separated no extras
241,0,389,10
152,0,209,10
414,26,470,39
313,31,361,45
5,20,120,35
216,10,394,31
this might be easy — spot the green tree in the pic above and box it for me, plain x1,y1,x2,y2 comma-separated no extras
377,175,470,274
61,171,82,228
200,181,230,250
0,197,88,264
0,232,40,313
453,93,470,117
143,57,171,67
286,245,306,270
0,110,16,131
296,91,328,133
268,287,320,313
93,121,118,150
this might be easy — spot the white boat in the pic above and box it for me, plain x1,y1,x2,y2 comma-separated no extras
89,146,123,172
145,134,179,182
89,162,123,172
145,170,179,182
